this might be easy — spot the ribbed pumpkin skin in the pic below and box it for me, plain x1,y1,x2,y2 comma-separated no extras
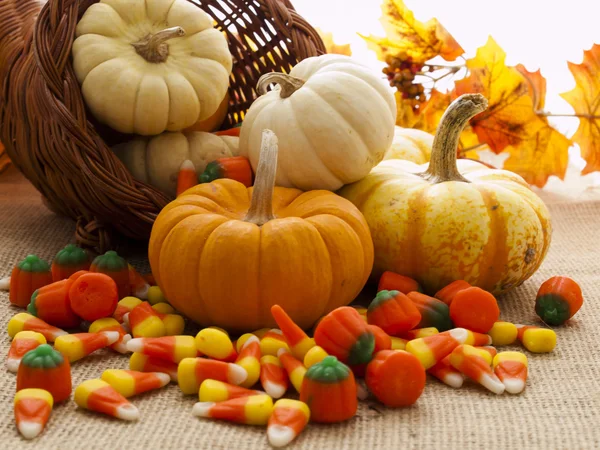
383,127,433,164
149,179,374,332
339,158,552,295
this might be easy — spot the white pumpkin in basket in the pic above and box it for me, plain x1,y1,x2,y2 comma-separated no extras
72,0,232,135
239,54,396,191
113,132,239,197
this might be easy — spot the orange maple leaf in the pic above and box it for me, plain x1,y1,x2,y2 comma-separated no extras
454,37,540,154
361,0,463,63
415,89,451,134
560,44,600,175
316,28,352,56
516,64,546,110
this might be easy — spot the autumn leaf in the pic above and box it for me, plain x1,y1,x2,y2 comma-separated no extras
395,91,420,129
516,64,546,110
561,44,600,174
361,0,463,63
316,28,352,56
504,120,572,187
454,37,539,154
414,88,451,133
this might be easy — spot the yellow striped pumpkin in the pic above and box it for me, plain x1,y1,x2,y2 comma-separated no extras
339,94,551,295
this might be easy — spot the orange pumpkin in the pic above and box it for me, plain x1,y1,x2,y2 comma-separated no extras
184,93,230,133
149,130,374,332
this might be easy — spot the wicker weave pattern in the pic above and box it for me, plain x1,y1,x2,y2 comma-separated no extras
0,0,324,252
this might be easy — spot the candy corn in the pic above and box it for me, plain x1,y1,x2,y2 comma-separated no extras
406,328,469,369
390,337,408,350
192,395,273,425
235,333,256,352
260,355,289,399
89,318,131,354
113,297,143,323
8,313,67,342
195,328,237,362
176,159,198,196
516,325,557,353
271,305,315,360
7,331,46,373
252,328,271,339
0,276,10,290
303,345,328,368
400,327,439,340
488,321,518,346
449,345,505,394
199,379,265,402
129,302,166,338
278,348,306,394
477,346,498,361
235,336,261,388
267,399,310,448
74,379,139,421
129,352,178,382
128,265,150,299
155,311,185,336
260,329,290,357
152,303,175,315
14,389,53,439
127,336,197,363
101,369,170,397
428,355,464,388
177,358,247,395
54,331,119,362
493,352,528,394
147,286,167,305
464,330,493,347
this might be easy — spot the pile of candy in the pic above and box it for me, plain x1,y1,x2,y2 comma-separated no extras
1,247,584,446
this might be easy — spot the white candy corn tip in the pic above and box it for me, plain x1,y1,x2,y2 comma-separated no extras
101,331,120,345
112,334,132,354
168,371,178,382
242,335,260,350
227,363,248,385
480,373,505,395
0,277,10,291
126,338,144,353
51,330,68,340
134,285,149,300
268,425,296,448
192,401,215,418
503,378,526,394
180,159,196,171
443,373,464,389
6,358,20,373
276,347,289,358
448,328,469,343
263,380,286,399
270,329,283,335
356,381,369,400
153,372,172,387
115,404,140,421
122,313,130,327
18,421,43,439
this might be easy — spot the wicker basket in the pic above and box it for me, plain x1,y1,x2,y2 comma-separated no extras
0,0,325,252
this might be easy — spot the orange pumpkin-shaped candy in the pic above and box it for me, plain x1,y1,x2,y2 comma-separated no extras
149,130,374,332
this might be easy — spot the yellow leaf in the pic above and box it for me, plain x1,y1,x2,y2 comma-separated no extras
560,43,600,175
454,36,539,154
395,91,420,129
414,88,451,134
361,0,463,63
516,64,546,110
504,119,572,188
316,28,352,56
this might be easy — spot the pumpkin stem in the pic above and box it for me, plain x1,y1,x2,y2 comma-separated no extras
421,93,488,184
257,73,305,99
244,130,278,226
132,27,186,63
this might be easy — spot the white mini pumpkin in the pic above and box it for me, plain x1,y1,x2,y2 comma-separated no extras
72,0,232,136
239,54,396,191
113,132,239,197
383,127,433,164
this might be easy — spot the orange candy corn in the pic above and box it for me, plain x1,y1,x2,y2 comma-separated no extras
128,265,150,300
176,159,198,196
128,302,166,338
74,379,139,421
195,328,238,362
101,369,171,397
449,345,505,394
192,395,273,425
465,330,493,347
267,399,310,448
177,358,248,395
113,297,143,323
199,379,265,402
54,331,119,362
14,389,53,439
235,335,261,388
260,329,290,357
127,336,197,363
493,352,528,394
477,346,498,360
8,313,67,342
271,305,315,360
7,331,46,373
89,318,131,354
428,355,464,388
405,328,469,369
129,352,178,382
277,348,306,394
260,355,289,399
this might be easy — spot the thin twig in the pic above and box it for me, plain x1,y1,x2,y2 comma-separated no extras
536,111,600,119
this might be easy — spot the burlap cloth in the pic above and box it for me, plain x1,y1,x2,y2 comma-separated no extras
1,166,599,449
